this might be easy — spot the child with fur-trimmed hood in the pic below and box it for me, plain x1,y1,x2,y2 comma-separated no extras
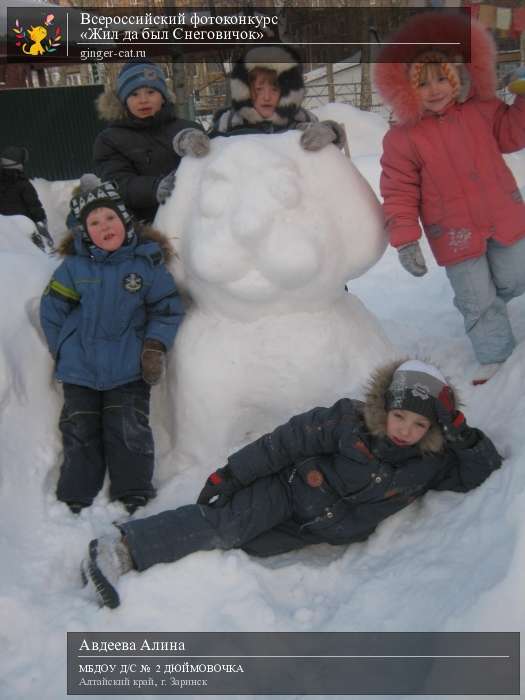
374,13,525,386
79,359,501,609
174,45,347,157
40,176,185,515
93,61,203,223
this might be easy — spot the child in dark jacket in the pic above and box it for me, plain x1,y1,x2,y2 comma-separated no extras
0,145,54,252
93,61,203,223
80,359,501,608
40,178,185,515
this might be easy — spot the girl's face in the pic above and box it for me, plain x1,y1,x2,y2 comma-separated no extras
126,87,164,119
417,67,455,114
85,207,125,252
250,73,281,119
386,409,431,447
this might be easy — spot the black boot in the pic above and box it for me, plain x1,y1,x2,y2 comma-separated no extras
120,495,148,515
68,501,87,515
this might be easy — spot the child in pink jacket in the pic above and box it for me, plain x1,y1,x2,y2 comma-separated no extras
374,12,525,385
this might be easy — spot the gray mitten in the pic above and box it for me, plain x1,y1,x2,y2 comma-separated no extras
300,120,346,152
36,220,54,246
397,242,428,277
156,171,176,205
173,129,210,158
32,221,55,254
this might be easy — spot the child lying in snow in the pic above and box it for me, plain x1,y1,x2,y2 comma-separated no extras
80,359,501,608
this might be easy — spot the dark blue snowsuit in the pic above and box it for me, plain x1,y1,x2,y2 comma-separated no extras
121,399,501,571
40,227,185,505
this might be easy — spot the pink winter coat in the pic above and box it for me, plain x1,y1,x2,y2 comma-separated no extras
374,13,525,267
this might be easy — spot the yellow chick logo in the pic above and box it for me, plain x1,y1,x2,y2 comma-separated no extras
12,14,62,56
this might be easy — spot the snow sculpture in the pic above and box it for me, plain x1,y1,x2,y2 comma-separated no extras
0,215,58,467
155,131,392,475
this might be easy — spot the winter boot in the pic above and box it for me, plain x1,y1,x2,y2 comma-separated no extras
120,495,148,515
67,502,86,515
81,532,133,609
471,362,503,386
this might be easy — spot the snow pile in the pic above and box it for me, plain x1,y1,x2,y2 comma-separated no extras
0,109,525,700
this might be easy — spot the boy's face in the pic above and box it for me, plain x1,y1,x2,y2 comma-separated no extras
126,87,164,119
417,67,455,114
386,409,431,447
85,207,126,252
250,74,281,119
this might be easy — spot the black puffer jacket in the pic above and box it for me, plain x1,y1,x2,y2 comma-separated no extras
0,169,46,223
93,91,201,223
225,361,502,545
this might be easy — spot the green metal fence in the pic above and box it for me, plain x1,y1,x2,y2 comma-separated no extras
0,85,105,180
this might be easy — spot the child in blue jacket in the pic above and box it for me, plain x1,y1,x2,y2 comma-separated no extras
40,178,185,514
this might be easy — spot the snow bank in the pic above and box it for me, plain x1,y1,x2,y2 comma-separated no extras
1,107,525,700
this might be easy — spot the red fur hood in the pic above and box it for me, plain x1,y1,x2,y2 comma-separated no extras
373,13,497,125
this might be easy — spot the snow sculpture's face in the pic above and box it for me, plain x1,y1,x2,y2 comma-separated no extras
157,133,386,319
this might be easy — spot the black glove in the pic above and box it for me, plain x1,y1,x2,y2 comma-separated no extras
436,386,478,448
197,466,243,506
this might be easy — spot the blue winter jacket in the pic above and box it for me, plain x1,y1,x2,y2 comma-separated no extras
40,227,184,390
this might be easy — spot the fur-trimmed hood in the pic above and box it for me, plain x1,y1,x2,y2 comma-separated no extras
373,13,497,125
363,359,460,453
214,44,314,131
58,223,174,263
96,84,176,123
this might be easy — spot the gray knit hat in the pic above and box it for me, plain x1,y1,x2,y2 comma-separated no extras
116,62,168,104
385,360,449,422
70,178,133,245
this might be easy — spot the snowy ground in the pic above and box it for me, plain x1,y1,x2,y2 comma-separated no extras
1,104,524,699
